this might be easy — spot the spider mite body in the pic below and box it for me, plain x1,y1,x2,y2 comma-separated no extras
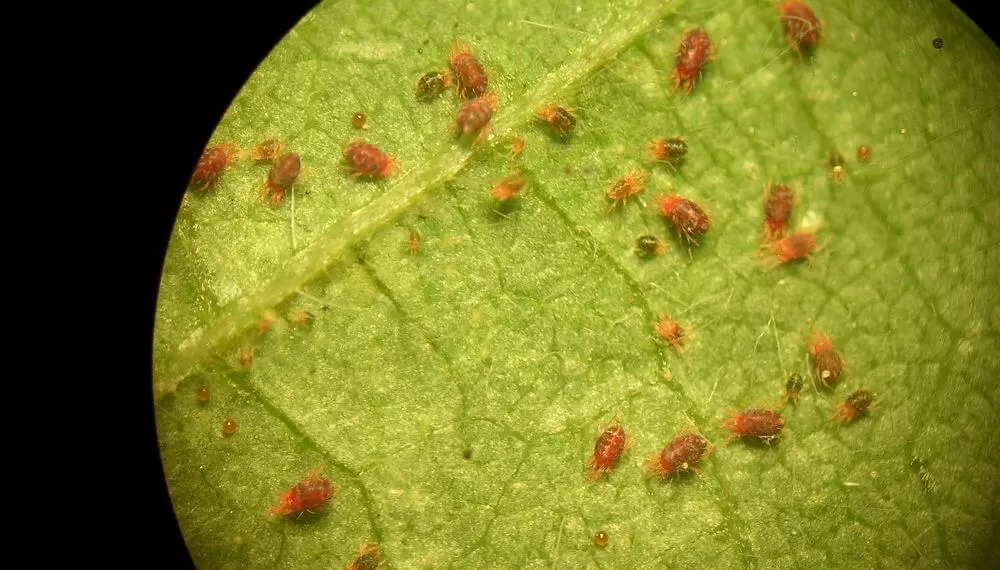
657,195,710,246
857,145,872,162
809,331,845,388
763,182,795,241
588,422,627,479
455,94,497,143
343,142,398,179
767,231,817,265
834,389,875,423
656,316,685,348
646,431,711,479
262,152,301,205
189,143,238,192
449,44,488,99
416,70,453,101
511,136,526,156
536,105,577,137
249,139,285,163
408,230,421,256
779,1,821,59
347,544,382,570
635,234,667,257
723,408,785,443
671,28,713,95
490,172,526,201
607,171,646,209
270,468,337,518
782,372,804,405
650,137,688,167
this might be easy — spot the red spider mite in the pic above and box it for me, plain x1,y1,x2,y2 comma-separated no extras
408,229,421,256
779,1,822,60
766,230,817,265
588,420,628,479
722,408,785,443
646,431,711,479
763,182,796,241
270,467,337,518
189,143,239,192
656,316,685,348
649,137,688,167
449,43,488,99
490,172,527,201
656,195,710,246
347,543,382,570
809,331,845,388
511,136,526,156
261,152,301,206
536,105,577,137
455,93,498,143
833,389,875,423
606,171,646,209
343,142,398,179
671,28,714,96
249,140,285,163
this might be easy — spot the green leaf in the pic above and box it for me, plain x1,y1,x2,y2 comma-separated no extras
155,0,1000,567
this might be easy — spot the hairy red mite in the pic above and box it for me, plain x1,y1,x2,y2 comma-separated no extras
511,136,526,156
261,152,301,206
222,419,238,437
656,195,710,246
656,316,685,348
763,182,796,241
606,171,646,209
416,70,454,101
649,137,688,167
408,230,421,256
782,372,804,406
857,145,872,162
834,389,875,423
809,331,845,388
449,43,488,99
588,421,627,479
455,94,498,143
536,105,577,137
767,231,817,265
189,143,239,192
347,543,382,570
593,531,609,548
671,28,713,95
635,234,667,257
343,142,398,179
646,431,711,479
249,140,285,163
779,1,822,60
722,408,785,444
490,173,527,201
270,467,337,519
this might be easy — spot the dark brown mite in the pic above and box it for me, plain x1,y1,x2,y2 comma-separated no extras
783,372,803,405
635,234,666,257
650,137,688,165
416,71,452,100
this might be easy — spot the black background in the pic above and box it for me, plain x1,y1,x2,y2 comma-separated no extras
142,2,996,567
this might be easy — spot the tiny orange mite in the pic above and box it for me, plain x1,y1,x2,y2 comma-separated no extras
351,113,367,129
671,28,713,95
490,172,527,201
809,331,845,388
779,1,822,60
262,152,301,206
222,418,238,437
249,139,285,163
290,310,314,327
646,431,711,479
656,316,685,348
768,231,817,265
347,543,382,570
238,347,254,368
343,142,398,179
189,143,239,192
607,171,646,209
833,389,875,423
657,195,711,246
536,105,577,137
857,145,872,162
408,229,421,256
594,531,609,548
270,467,337,519
763,182,796,241
196,386,211,403
722,408,785,444
455,94,497,143
511,136,526,156
588,421,627,479
449,43,489,99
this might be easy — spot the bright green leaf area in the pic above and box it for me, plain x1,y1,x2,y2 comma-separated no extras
154,0,1000,567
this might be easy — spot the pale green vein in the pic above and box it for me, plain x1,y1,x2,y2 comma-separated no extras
154,0,686,401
